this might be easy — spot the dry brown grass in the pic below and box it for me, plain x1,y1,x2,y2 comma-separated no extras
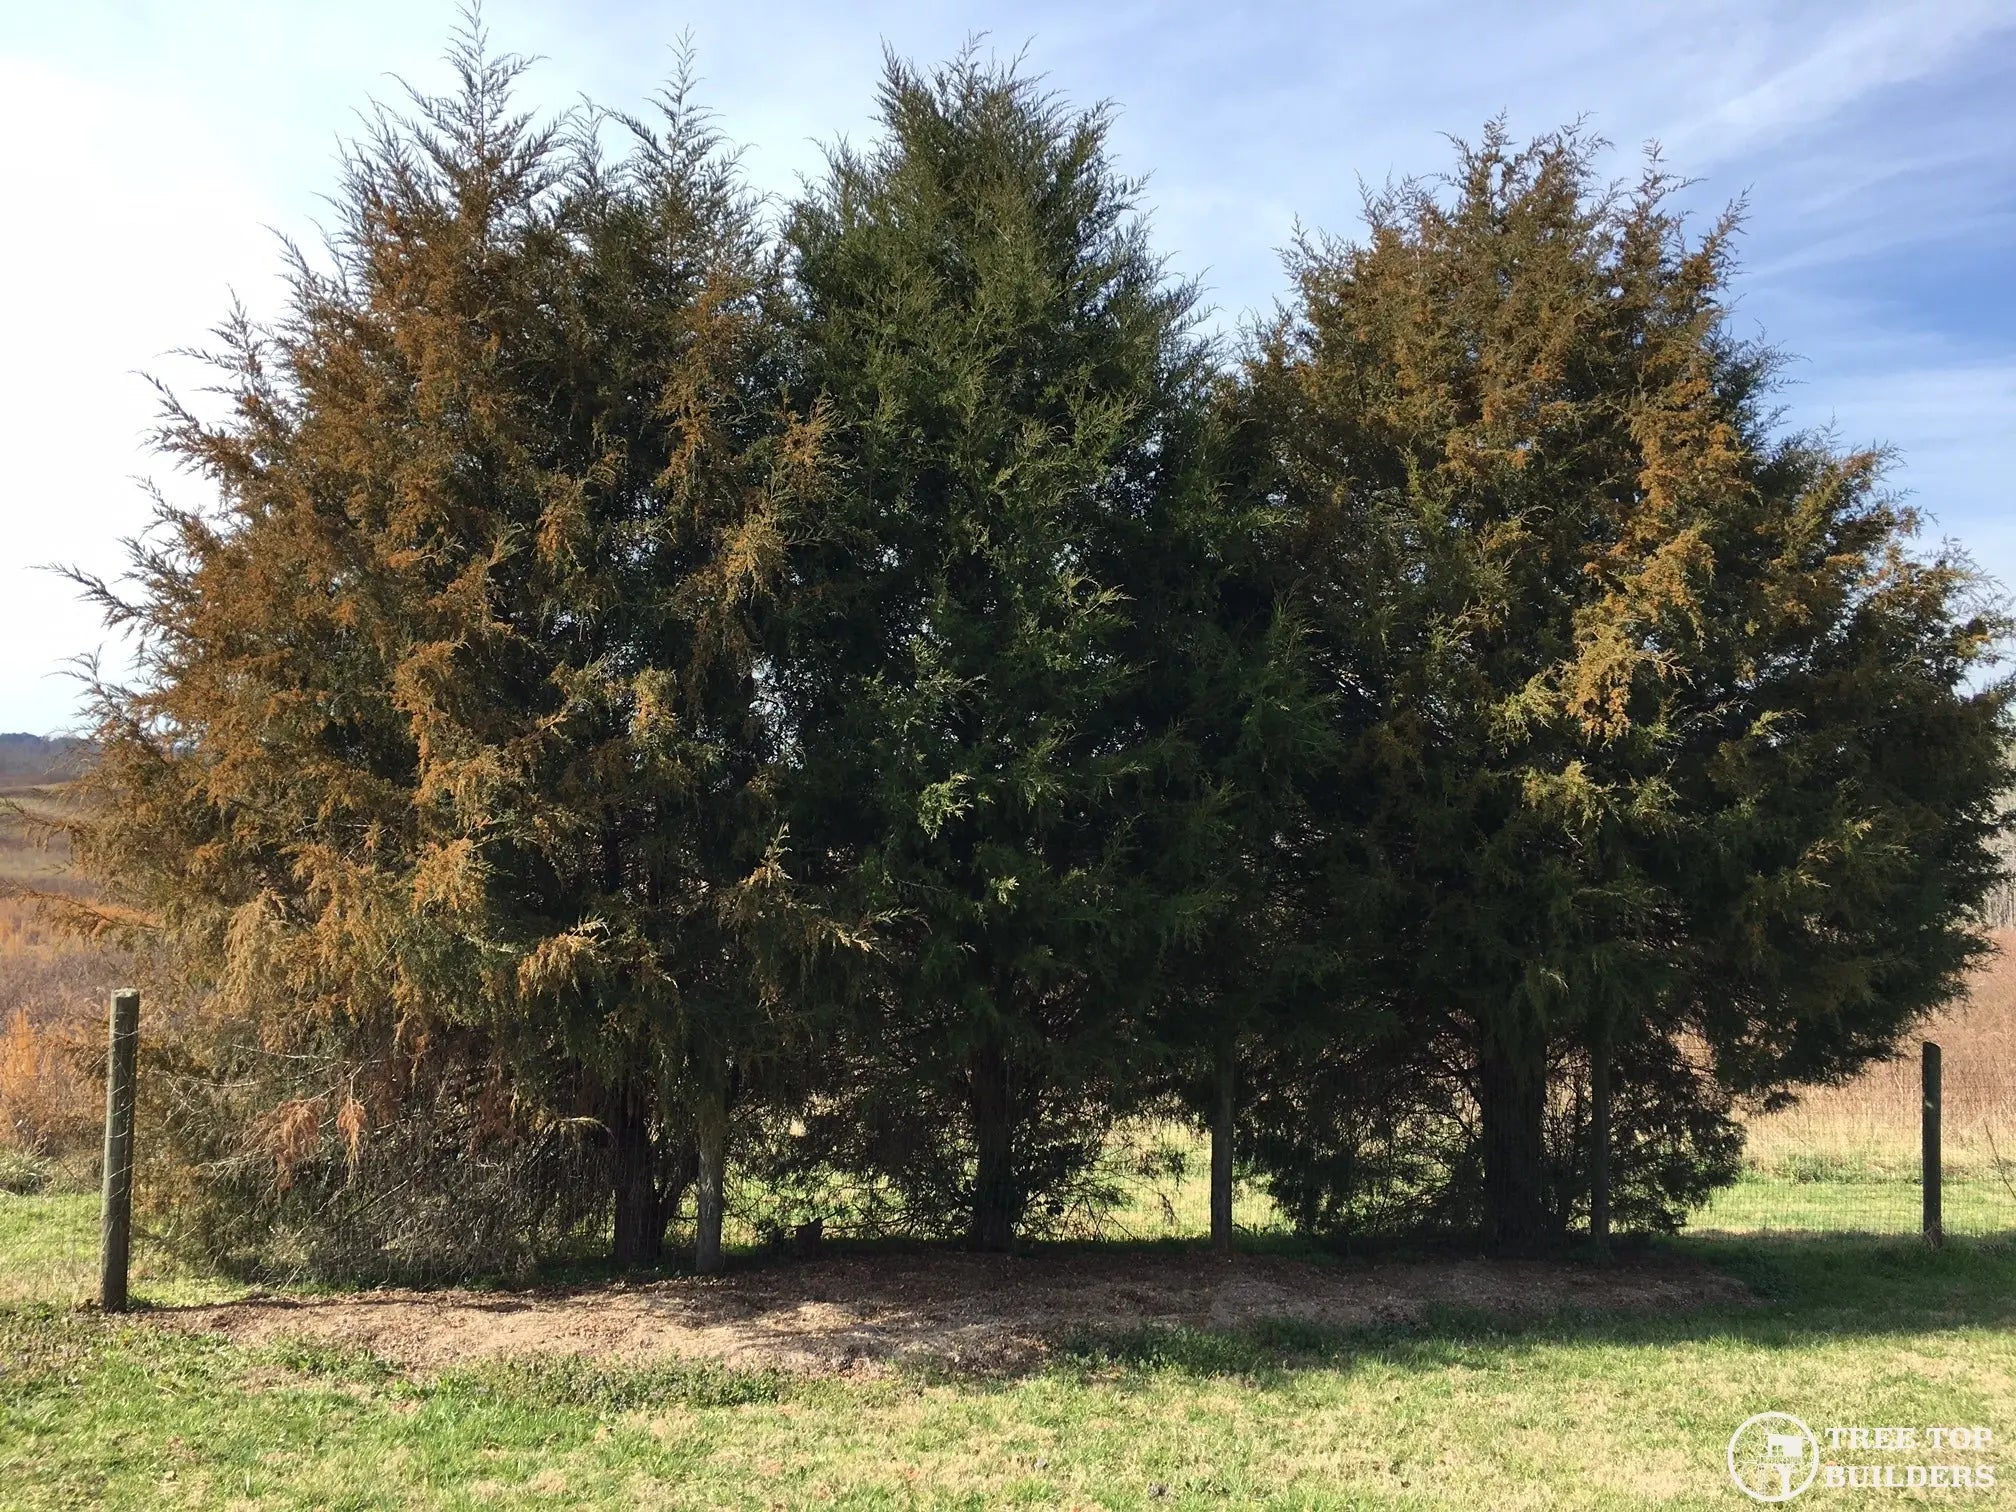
1740,931,2016,1180
0,894,130,1021
163,1249,1750,1376
0,1009,96,1155
0,783,81,889
0,783,129,1155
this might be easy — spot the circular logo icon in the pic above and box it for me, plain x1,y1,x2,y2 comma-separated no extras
1728,1412,1820,1503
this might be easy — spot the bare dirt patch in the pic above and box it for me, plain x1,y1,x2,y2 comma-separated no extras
159,1249,1749,1376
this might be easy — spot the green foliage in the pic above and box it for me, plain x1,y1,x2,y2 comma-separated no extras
776,52,1228,1246
1542,1035,1745,1232
1236,121,2012,1249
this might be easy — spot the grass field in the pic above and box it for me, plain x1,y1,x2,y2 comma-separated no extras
1,1195,2012,1509
5,1165,2015,1510
1693,949,2016,1239
1692,1168,2016,1236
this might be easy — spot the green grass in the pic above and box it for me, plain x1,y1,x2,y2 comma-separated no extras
1084,1124,2016,1247
0,1193,248,1309
1694,1166,2016,1239
6,1160,2013,1508
4,1186,2015,1509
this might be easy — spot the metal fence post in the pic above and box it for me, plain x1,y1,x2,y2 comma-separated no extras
100,988,140,1312
1922,1041,1943,1248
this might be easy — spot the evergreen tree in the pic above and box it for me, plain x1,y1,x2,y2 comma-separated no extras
778,52,1218,1249
1245,124,2011,1252
1150,435,1341,1254
66,28,822,1270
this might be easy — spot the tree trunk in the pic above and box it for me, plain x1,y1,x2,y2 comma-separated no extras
1477,1029,1549,1256
1588,1021,1612,1261
1210,1035,1236,1256
608,1085,665,1269
694,1079,728,1275
968,1041,1018,1252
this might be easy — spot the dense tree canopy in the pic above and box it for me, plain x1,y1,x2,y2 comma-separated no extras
776,54,1249,1249
66,31,827,1270
53,31,2011,1271
1238,125,2011,1248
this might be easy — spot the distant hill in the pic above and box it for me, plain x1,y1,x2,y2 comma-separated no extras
0,734,92,786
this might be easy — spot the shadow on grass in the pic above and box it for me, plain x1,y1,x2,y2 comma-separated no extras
8,1233,2012,1413
1043,1233,2016,1383
519,1226,1345,1292
24,1209,2014,1398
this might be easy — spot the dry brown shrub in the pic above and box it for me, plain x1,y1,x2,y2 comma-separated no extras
0,782,135,1157
335,1091,367,1171
267,1096,327,1192
0,1008,97,1154
142,1015,617,1285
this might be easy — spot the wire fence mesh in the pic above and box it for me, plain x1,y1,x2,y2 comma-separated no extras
1691,1045,2016,1239
9,1048,2016,1315
9,938,2016,1313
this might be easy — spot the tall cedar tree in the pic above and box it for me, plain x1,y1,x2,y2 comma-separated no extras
65,33,823,1269
780,54,1222,1250
1246,125,2012,1252
1150,496,1340,1253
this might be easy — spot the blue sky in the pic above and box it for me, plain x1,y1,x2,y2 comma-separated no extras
2,0,2011,733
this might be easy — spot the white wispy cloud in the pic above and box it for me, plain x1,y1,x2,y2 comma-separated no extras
0,0,2008,730
1667,0,2015,162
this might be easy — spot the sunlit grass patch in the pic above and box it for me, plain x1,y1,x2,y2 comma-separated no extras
3,1236,2013,1510
0,1192,249,1309
1691,1166,2016,1238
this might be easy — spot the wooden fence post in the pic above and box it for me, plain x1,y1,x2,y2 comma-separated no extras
1589,1024,1612,1261
1922,1040,1943,1248
1210,1036,1236,1256
100,988,140,1312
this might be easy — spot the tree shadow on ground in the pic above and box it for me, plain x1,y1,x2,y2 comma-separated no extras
137,1229,2016,1390
1039,1233,2016,1384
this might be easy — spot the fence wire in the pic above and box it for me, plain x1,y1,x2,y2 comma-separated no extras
1692,1046,2016,1239
10,1035,2016,1317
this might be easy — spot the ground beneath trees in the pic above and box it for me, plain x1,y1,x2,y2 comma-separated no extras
160,1248,1750,1376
